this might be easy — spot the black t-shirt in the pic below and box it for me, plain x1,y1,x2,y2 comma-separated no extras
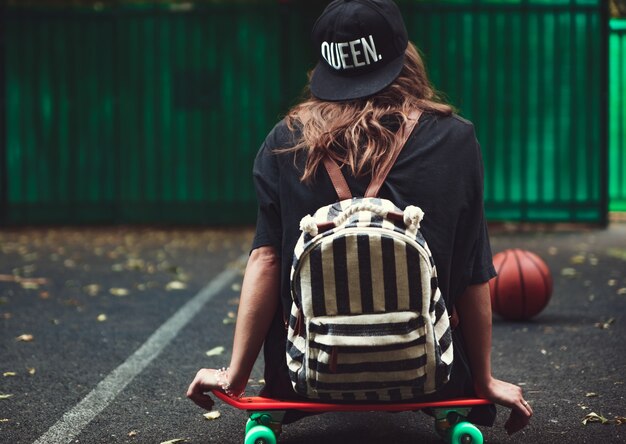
251,112,497,415
252,111,495,316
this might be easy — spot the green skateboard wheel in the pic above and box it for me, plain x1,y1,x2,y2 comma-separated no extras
247,413,272,434
449,421,483,444
245,418,255,435
244,424,277,444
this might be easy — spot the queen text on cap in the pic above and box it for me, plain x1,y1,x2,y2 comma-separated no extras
320,35,382,71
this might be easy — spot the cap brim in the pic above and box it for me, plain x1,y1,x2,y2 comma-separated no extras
310,52,405,102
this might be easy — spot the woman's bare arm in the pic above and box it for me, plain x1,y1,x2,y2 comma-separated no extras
456,282,533,434
187,245,280,410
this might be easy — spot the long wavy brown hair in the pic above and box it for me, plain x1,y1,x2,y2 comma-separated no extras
284,42,453,184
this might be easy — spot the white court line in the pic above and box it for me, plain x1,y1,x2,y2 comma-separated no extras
33,256,246,444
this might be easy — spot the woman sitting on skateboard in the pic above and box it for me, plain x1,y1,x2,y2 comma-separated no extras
187,0,533,435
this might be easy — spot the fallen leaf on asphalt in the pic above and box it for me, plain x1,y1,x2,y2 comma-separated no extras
231,283,241,292
585,392,598,397
27,368,36,375
594,318,615,329
205,346,225,357
176,272,191,282
0,394,13,400
110,288,130,297
0,275,48,285
570,254,585,264
0,419,9,422
111,264,124,272
1,312,12,319
159,439,187,444
561,268,577,277
607,248,626,261
97,314,108,322
618,288,626,295
84,284,101,296
20,281,40,290
166,281,187,291
223,317,236,325
203,411,221,420
3,372,16,377
608,279,617,287
128,430,139,437
582,412,609,425
24,252,38,261
21,264,37,275
615,416,626,425
39,291,50,299
126,258,145,270
16,334,34,342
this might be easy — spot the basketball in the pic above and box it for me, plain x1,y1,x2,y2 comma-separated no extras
489,249,553,320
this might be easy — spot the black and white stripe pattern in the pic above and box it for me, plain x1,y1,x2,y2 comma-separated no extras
287,197,453,401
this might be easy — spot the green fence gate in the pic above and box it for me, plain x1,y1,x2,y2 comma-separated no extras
1,0,612,225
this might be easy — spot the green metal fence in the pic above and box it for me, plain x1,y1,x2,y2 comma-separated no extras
403,1,608,222
1,0,611,225
610,19,626,212
4,4,288,224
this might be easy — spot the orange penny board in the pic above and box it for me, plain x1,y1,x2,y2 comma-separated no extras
213,389,491,413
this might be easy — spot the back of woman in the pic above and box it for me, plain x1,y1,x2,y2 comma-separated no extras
254,91,493,408
188,0,533,435
252,11,493,405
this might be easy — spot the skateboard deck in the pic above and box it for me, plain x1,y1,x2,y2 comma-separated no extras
212,389,491,444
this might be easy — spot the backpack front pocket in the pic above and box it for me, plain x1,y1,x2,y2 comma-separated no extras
306,311,429,399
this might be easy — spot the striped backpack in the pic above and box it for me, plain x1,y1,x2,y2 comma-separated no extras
286,110,454,402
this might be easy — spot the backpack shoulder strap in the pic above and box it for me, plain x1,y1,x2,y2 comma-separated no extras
364,109,422,198
323,157,353,201
322,109,423,201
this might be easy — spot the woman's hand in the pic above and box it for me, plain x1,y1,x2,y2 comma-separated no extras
475,377,533,435
187,367,248,410
186,368,220,410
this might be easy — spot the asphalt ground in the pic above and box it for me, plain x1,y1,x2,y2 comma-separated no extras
0,224,624,444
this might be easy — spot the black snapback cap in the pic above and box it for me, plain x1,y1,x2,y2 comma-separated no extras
310,0,409,101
